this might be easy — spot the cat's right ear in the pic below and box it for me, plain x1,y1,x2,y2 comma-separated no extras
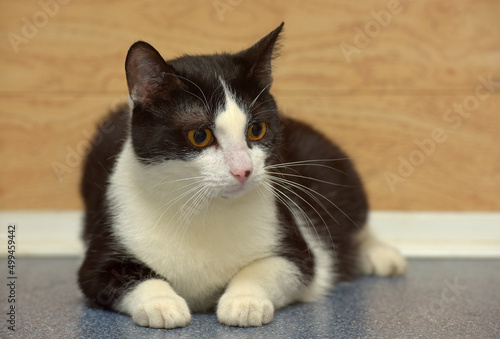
125,41,181,107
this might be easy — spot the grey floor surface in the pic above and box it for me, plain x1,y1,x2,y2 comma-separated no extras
1,258,499,338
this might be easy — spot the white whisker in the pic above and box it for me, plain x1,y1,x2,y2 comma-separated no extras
131,176,205,199
165,184,207,239
249,99,276,114
249,83,273,108
268,171,361,231
261,180,321,244
173,74,210,111
152,182,206,231
266,159,351,175
271,171,354,188
267,179,331,242
210,75,237,104
178,186,214,242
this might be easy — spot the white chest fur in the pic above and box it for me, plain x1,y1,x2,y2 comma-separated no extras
108,142,279,311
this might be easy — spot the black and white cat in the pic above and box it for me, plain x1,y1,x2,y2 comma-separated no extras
78,23,406,329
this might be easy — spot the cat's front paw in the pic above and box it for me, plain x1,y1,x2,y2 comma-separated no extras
217,293,274,327
360,242,407,276
131,296,191,329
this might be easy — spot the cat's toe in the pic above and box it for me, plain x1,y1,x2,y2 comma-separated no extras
132,296,191,329
217,294,274,327
360,243,407,276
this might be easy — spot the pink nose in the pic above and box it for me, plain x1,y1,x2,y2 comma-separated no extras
231,169,252,183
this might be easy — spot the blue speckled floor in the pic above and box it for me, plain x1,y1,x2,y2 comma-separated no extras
1,258,499,338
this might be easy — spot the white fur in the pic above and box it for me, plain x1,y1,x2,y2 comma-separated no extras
215,83,247,147
295,214,336,302
217,256,302,327
214,82,254,185
116,279,191,329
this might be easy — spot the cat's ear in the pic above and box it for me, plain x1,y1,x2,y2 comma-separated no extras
125,41,181,107
238,22,284,87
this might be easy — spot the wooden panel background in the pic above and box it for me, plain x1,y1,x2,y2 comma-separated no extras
0,0,499,210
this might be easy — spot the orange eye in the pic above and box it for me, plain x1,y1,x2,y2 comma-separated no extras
248,122,267,141
188,128,213,147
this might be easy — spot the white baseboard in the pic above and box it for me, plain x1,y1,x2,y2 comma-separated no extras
0,211,499,258
0,211,84,257
369,212,500,258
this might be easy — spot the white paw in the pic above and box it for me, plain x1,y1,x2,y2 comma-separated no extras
360,242,407,276
131,296,191,329
217,294,274,327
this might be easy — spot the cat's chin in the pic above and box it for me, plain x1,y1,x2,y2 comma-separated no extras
220,183,255,200
221,188,246,200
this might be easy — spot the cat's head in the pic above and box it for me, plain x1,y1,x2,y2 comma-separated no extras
124,23,284,199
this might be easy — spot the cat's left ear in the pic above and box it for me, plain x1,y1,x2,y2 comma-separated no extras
238,22,284,87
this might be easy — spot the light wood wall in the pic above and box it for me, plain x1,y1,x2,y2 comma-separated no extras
1,0,499,210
